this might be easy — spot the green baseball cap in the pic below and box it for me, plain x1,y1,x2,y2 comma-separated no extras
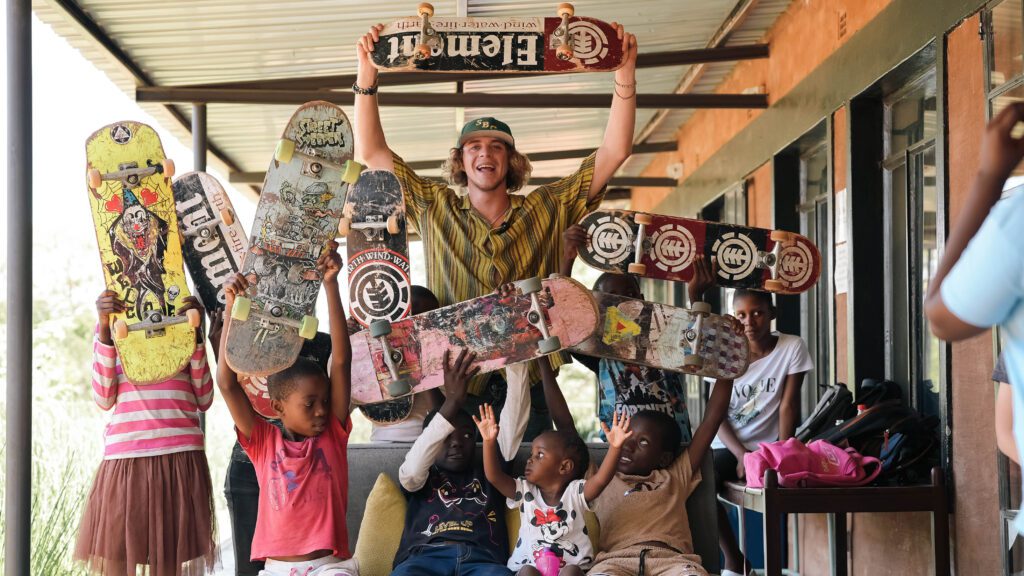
458,117,515,147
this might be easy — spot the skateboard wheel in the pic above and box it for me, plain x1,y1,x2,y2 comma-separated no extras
186,309,201,328
417,2,434,17
556,43,574,61
87,168,102,190
342,160,362,184
633,212,653,226
689,301,712,316
370,319,392,338
518,276,543,294
113,320,129,340
387,212,401,235
220,208,235,226
557,3,575,17
388,379,413,397
683,354,704,370
538,336,561,354
342,202,355,219
770,230,795,244
231,296,252,321
299,315,318,339
415,43,432,59
627,263,647,275
275,139,295,163
764,279,786,292
161,158,175,179
338,217,352,237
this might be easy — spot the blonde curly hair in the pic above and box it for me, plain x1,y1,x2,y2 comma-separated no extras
441,144,533,192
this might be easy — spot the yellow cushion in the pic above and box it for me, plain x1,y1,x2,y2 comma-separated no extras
505,504,601,552
353,473,407,576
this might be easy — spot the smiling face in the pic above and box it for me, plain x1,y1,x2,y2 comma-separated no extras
460,137,510,193
617,415,675,475
272,373,331,439
434,413,477,473
732,292,775,344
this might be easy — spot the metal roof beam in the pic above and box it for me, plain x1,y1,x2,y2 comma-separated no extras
176,45,770,91
230,171,676,187
136,87,768,109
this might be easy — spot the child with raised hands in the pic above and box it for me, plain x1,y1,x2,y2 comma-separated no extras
474,359,632,575
216,240,359,576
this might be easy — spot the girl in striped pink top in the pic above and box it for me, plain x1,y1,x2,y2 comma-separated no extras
74,291,217,576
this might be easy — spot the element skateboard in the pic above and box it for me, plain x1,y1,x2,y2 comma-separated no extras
570,292,749,379
350,275,598,405
86,121,198,384
371,2,624,73
340,170,411,328
173,171,247,310
577,210,821,294
224,101,361,377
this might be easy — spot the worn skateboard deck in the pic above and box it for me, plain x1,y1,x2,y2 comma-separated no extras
578,210,821,294
358,397,415,425
570,292,749,380
224,101,359,377
371,3,624,73
85,121,196,384
173,171,248,310
342,170,411,328
350,275,598,405
240,331,332,419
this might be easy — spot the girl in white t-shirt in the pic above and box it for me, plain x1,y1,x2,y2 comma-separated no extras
688,256,813,576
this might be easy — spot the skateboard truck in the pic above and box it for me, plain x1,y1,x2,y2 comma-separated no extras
627,212,653,275
553,3,576,61
369,320,412,396
88,158,175,190
518,276,562,354
274,139,362,184
761,230,795,292
231,294,319,339
182,208,236,239
681,301,712,371
415,3,439,60
113,308,201,340
338,203,403,239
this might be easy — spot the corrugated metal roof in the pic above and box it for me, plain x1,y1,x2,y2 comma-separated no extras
32,0,790,186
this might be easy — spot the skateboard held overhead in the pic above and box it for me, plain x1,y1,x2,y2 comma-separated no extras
173,171,248,310
570,292,749,380
86,121,199,384
350,275,599,405
577,210,821,294
341,170,411,328
224,101,360,377
371,2,624,73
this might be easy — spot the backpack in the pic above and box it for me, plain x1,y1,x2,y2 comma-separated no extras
795,383,856,442
744,438,882,488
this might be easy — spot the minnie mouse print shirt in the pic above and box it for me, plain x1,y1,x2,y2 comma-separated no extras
507,478,594,571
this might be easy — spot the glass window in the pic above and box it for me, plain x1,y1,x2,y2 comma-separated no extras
799,144,832,395
990,0,1023,90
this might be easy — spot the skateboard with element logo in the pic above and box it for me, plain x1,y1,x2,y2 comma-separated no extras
577,210,821,294
350,275,598,405
86,121,199,384
570,292,749,379
224,101,361,377
371,2,624,73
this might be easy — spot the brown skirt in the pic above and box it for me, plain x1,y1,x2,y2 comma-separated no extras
74,450,217,576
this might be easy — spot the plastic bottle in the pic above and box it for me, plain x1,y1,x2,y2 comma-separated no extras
857,403,867,415
536,548,561,576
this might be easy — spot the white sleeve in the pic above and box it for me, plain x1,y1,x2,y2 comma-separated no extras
497,362,532,461
398,413,454,492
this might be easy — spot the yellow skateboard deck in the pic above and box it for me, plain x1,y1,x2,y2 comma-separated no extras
85,121,197,384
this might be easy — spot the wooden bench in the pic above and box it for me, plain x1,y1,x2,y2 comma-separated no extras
718,467,949,576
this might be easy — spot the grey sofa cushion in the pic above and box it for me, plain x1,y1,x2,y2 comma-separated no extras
346,443,720,573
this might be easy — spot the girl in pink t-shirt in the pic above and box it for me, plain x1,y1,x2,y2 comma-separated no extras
217,243,358,576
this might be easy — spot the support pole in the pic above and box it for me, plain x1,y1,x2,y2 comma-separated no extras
192,103,207,172
6,0,33,573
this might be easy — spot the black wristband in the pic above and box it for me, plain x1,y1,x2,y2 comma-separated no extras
352,82,379,96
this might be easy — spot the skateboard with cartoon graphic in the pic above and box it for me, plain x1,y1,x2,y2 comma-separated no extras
173,171,248,311
224,101,361,377
570,292,749,379
86,121,199,384
340,170,412,328
371,2,624,73
577,210,821,294
350,275,598,405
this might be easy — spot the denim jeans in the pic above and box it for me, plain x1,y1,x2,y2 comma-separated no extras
392,543,513,576
225,441,264,576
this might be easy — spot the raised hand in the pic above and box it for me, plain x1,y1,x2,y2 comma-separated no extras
318,240,342,284
600,409,633,448
980,101,1024,183
222,273,250,314
688,255,717,304
562,224,588,262
472,404,501,442
95,290,124,325
442,348,479,402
